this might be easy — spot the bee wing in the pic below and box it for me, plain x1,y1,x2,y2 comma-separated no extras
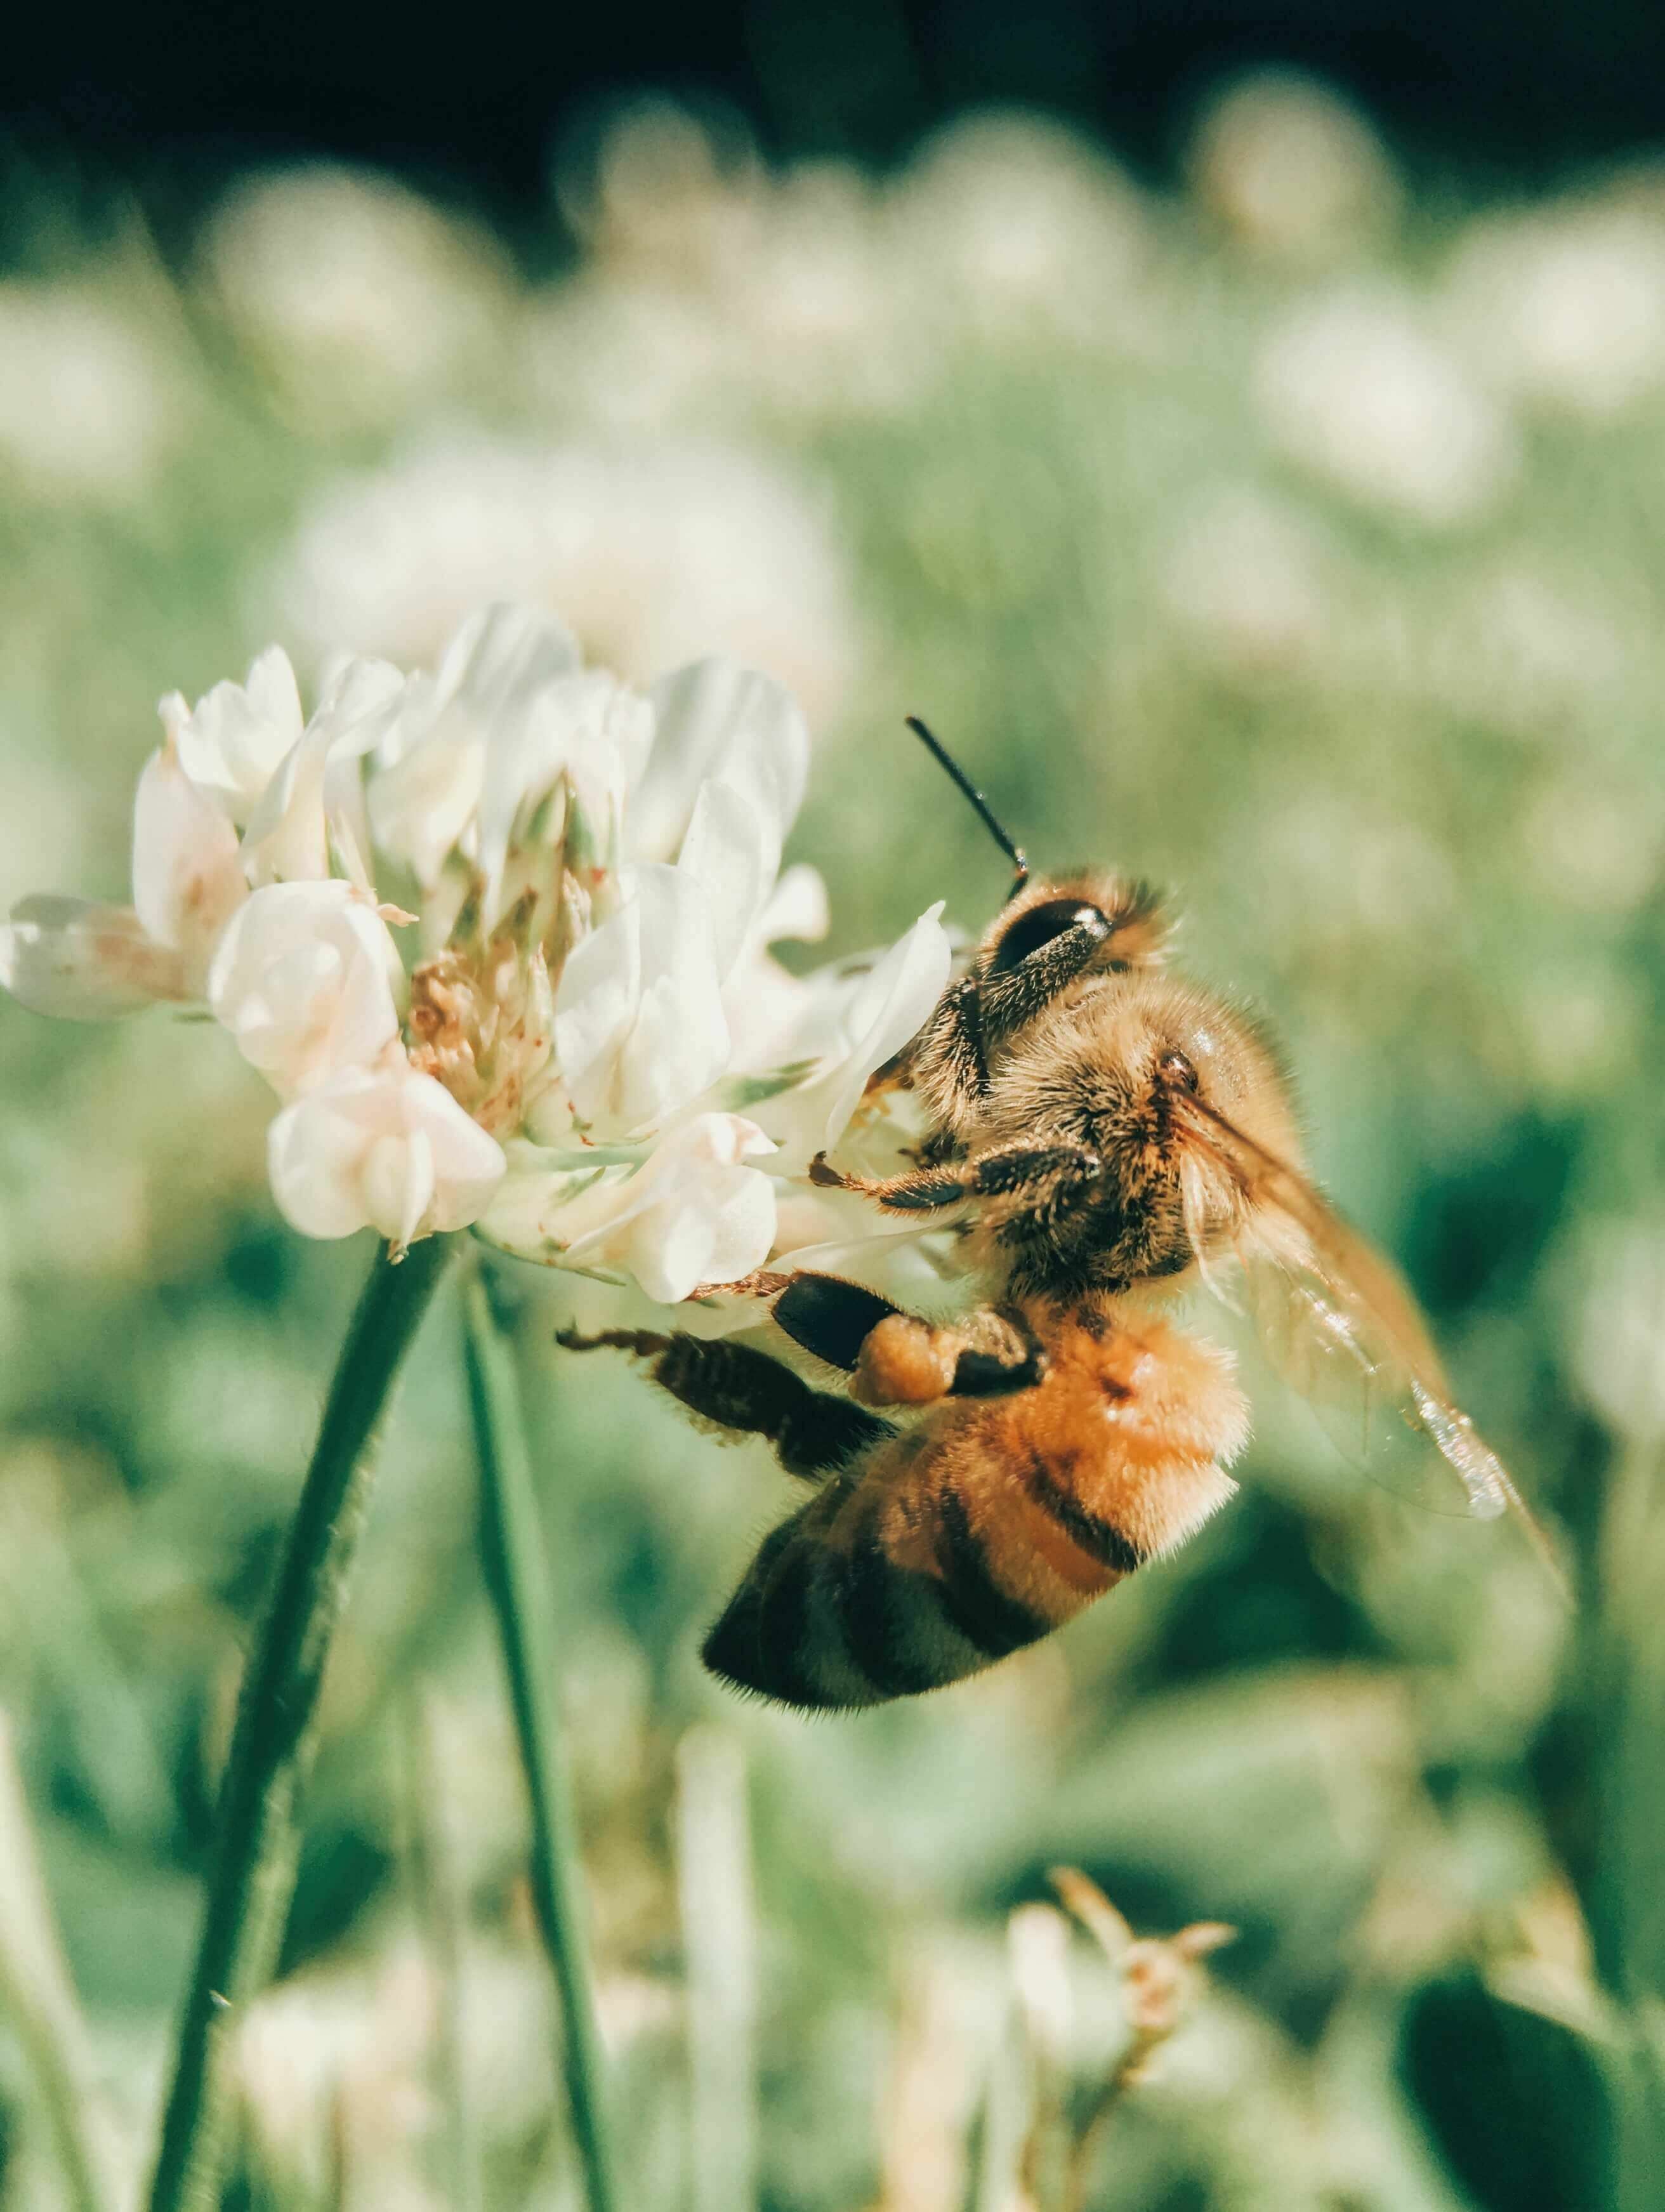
1178,1096,1565,1583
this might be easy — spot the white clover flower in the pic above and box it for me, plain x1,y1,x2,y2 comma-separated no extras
1,601,949,1293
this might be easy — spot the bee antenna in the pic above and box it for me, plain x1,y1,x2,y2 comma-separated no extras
904,717,1029,897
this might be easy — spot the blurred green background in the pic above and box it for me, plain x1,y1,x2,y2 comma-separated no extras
3,72,1665,2211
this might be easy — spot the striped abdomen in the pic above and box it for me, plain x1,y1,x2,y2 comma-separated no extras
702,1313,1249,1711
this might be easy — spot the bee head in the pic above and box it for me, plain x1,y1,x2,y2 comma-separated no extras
979,870,1171,984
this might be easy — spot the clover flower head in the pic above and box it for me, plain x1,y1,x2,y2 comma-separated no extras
1,603,950,1294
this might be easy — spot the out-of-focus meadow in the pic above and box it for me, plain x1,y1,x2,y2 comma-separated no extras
2,73,1664,2210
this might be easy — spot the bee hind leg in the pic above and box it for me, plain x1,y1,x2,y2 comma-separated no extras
556,1324,891,1478
852,1305,1047,1406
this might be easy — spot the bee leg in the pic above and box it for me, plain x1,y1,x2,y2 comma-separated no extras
945,1303,1049,1396
771,1272,1044,1404
851,1302,1047,1406
810,1141,1103,1216
907,974,991,1115
977,912,1114,1044
772,1272,907,1371
556,1326,892,1478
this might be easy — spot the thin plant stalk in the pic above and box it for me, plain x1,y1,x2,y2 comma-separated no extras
0,1709,119,2212
148,1233,456,2212
461,1268,617,2212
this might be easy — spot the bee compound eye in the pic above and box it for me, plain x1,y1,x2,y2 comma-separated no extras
1160,1050,1200,1093
988,899,1110,977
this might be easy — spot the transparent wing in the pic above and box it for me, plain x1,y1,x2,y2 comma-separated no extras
1235,1228,1506,1520
1178,1095,1565,1584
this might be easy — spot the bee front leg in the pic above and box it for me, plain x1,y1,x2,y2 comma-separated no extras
810,1140,1103,1217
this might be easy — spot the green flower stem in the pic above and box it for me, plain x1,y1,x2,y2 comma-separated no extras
148,1232,456,2212
461,1268,617,2212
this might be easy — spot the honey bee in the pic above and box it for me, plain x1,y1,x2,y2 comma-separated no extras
561,722,1560,1709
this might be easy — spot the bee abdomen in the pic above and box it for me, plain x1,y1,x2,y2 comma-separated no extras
702,1459,1060,1712
932,1486,1054,1657
702,1496,942,1710
1018,1449,1145,1575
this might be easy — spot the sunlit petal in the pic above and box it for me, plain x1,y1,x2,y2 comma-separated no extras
268,1062,506,1245
485,1112,777,1301
207,881,402,1095
633,657,809,862
553,863,730,1138
130,746,247,984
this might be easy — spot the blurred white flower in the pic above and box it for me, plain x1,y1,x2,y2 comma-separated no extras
208,882,402,1096
1445,202,1665,419
200,165,514,428
2,599,948,1299
1517,775,1663,912
0,285,180,501
557,97,763,285
730,164,925,416
1156,487,1339,675
892,113,1152,351
1189,71,1401,259
1573,1220,1665,1441
523,279,734,433
1512,960,1641,1101
267,434,863,727
1425,560,1632,742
532,124,924,428
1256,286,1518,526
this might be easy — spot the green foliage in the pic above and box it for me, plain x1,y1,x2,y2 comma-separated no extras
0,82,1661,2209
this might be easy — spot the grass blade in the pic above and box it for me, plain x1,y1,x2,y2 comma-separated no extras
0,1708,121,2212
